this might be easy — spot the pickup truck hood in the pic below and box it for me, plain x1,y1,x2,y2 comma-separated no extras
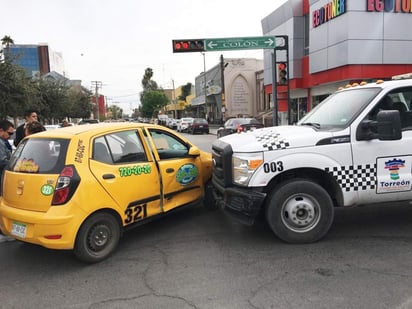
218,125,341,152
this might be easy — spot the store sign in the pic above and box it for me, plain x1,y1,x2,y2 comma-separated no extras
312,0,346,28
367,0,412,12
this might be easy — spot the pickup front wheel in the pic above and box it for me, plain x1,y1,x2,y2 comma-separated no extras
265,179,334,243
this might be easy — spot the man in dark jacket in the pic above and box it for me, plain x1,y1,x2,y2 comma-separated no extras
13,109,38,147
0,119,15,242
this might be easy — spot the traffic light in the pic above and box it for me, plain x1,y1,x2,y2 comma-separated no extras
278,62,288,85
172,39,205,53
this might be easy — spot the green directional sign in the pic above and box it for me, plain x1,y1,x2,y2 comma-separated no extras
204,36,276,51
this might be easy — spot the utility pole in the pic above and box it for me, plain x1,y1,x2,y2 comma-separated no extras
172,79,177,118
91,81,102,120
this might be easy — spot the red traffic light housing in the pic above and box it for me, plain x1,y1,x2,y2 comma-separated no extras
172,39,205,53
278,62,288,85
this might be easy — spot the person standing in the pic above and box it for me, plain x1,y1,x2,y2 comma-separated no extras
13,109,38,147
0,119,15,242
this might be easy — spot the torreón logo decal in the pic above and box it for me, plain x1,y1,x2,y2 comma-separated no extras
384,158,405,180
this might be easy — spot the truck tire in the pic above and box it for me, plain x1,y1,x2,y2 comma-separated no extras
265,179,334,243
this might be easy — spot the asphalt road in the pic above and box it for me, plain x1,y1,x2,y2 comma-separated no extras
2,133,412,308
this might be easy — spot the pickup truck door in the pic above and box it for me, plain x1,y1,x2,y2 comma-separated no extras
352,92,412,204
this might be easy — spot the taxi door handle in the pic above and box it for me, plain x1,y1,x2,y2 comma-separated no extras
102,174,115,179
166,168,174,173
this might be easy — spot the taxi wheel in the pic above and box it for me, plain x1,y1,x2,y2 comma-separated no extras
204,180,218,210
74,212,121,263
265,179,334,244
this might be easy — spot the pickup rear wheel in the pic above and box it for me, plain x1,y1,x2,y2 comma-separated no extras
266,179,334,243
74,212,121,263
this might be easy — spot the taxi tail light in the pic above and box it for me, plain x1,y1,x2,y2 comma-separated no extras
52,165,81,206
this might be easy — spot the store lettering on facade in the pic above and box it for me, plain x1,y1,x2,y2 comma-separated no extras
367,0,412,12
312,0,346,28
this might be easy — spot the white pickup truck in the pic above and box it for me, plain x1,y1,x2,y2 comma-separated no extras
212,76,412,243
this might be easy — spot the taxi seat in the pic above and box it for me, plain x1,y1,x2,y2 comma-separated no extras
94,142,112,163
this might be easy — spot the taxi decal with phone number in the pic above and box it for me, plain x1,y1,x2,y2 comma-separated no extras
119,164,151,177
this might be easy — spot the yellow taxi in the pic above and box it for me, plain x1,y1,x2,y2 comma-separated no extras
0,122,215,263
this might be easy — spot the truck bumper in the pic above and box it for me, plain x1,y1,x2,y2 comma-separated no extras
213,181,266,225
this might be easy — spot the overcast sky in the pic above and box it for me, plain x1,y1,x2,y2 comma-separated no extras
1,0,287,114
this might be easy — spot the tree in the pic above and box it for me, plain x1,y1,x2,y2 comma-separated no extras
66,87,93,119
139,68,169,118
107,104,123,119
140,90,169,118
1,35,14,62
178,82,193,101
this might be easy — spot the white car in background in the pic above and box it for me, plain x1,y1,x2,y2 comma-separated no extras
177,117,194,132
44,124,60,130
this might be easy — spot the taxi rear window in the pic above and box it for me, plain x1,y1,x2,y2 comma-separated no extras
7,138,69,174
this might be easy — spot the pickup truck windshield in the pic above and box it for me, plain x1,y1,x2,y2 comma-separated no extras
298,88,381,130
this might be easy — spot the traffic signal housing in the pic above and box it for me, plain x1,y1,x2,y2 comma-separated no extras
278,62,288,85
172,39,205,53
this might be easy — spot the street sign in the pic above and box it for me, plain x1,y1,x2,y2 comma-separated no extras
204,36,276,51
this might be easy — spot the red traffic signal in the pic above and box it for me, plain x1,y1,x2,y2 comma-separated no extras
172,39,205,53
278,62,288,85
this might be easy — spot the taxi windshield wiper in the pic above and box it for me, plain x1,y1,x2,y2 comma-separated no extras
300,122,321,129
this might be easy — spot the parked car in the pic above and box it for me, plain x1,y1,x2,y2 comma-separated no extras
0,123,216,263
177,117,194,132
44,124,60,130
188,118,209,134
217,118,264,138
78,119,99,125
166,118,178,130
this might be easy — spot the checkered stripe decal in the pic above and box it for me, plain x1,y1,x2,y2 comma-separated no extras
325,164,376,192
255,132,290,151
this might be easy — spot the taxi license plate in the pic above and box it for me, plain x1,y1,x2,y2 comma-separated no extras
11,222,27,238
199,125,203,128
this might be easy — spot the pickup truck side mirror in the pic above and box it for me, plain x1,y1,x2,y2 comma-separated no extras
357,110,401,141
376,110,401,140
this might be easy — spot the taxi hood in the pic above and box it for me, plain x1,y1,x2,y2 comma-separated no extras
217,125,340,152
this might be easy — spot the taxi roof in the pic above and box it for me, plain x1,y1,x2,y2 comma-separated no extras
27,122,168,139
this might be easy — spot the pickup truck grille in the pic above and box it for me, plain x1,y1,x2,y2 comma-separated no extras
212,140,233,188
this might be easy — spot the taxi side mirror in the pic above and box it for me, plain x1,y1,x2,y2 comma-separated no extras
188,146,200,157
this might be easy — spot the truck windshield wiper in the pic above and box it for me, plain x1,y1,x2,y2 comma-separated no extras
300,122,321,129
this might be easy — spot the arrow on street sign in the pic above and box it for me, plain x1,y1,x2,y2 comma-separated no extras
204,36,276,51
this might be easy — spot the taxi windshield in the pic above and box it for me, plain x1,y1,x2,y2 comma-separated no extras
298,87,381,130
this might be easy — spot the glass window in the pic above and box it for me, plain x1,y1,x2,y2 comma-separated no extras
148,129,189,160
93,130,147,164
8,138,68,174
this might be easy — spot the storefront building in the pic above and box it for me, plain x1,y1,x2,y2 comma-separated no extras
262,0,412,125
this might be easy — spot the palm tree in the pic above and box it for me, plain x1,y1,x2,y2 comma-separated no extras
1,35,14,62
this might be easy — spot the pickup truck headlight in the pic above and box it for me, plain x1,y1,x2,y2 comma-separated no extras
232,152,263,186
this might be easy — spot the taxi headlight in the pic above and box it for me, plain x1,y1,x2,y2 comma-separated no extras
232,152,263,186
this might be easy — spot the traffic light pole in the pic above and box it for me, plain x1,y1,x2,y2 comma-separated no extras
272,51,278,126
